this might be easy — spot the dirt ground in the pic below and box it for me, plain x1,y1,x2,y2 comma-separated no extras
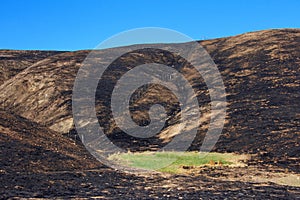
1,164,299,199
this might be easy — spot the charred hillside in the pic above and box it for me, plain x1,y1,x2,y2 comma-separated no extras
0,50,65,85
0,109,101,173
0,29,299,172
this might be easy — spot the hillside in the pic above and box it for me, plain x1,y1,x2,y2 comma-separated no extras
1,29,299,168
0,29,299,198
0,50,65,85
0,109,101,173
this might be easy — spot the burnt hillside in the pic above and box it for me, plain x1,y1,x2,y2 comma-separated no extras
0,29,299,172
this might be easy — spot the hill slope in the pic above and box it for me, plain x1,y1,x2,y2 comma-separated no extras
0,109,101,173
0,29,299,171
0,50,65,85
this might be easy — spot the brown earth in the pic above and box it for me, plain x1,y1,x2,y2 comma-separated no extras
0,109,102,173
0,29,299,199
0,50,65,85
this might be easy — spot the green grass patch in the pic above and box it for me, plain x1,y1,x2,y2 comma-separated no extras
108,151,248,174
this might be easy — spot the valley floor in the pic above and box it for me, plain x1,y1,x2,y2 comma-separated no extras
1,165,299,199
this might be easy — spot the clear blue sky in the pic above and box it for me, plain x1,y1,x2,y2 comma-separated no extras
1,0,299,50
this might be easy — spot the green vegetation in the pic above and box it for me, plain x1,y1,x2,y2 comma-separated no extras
108,151,248,174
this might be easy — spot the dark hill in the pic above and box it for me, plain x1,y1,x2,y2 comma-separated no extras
0,29,299,172
0,29,300,199
0,50,65,85
0,109,101,173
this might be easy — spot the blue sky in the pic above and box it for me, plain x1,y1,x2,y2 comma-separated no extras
0,0,299,50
